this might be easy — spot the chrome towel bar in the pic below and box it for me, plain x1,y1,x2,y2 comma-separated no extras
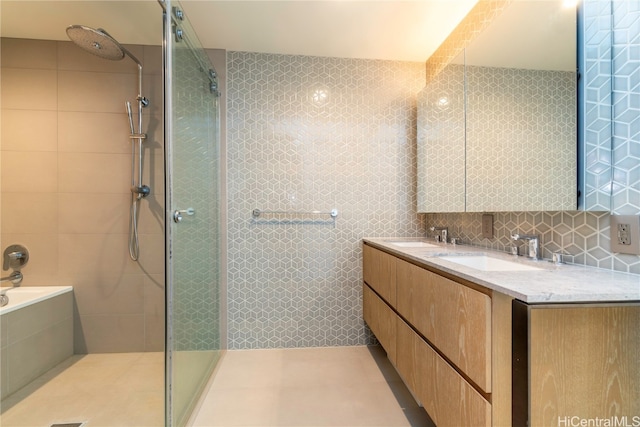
252,208,338,219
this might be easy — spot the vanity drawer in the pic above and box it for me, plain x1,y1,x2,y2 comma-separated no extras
363,283,397,364
396,258,492,393
396,318,491,427
363,244,397,306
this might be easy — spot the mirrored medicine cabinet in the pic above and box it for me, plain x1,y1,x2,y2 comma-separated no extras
417,0,578,213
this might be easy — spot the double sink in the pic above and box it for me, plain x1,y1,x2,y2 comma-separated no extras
386,240,543,272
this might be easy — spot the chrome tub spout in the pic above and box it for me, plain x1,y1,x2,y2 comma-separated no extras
0,271,23,285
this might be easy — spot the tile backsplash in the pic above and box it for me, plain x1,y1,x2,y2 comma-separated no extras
610,0,640,216
581,0,640,214
426,211,640,274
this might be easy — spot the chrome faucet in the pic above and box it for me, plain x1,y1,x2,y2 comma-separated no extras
429,226,448,243
0,271,22,285
511,234,540,260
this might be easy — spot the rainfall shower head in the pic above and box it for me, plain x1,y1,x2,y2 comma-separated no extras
66,25,125,61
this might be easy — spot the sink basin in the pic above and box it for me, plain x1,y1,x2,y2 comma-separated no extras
389,241,439,248
438,255,542,271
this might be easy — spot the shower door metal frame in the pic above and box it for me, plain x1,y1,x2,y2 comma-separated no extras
161,2,175,425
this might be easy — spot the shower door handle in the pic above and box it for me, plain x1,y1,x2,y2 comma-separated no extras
173,208,195,223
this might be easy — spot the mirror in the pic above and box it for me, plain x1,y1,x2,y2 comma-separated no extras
418,0,577,213
417,50,466,212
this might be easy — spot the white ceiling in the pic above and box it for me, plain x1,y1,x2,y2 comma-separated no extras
181,1,478,62
463,0,576,71
0,0,478,62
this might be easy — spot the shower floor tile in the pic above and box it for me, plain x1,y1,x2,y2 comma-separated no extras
0,352,164,427
190,345,434,427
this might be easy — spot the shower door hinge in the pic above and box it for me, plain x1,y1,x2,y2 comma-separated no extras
172,7,184,20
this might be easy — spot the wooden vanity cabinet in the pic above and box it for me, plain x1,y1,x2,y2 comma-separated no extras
513,300,640,426
396,318,491,426
363,243,639,426
362,244,508,426
363,283,397,364
396,258,492,393
363,243,397,306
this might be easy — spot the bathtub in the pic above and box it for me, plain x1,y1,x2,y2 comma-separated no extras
1,286,74,400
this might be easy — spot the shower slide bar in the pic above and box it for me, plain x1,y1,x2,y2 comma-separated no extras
252,209,338,219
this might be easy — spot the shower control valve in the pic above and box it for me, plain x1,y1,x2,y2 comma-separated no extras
131,185,151,199
138,96,150,108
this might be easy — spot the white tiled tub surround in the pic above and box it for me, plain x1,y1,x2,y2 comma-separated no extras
0,286,73,400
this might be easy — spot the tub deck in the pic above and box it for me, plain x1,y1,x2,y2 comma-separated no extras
0,286,73,315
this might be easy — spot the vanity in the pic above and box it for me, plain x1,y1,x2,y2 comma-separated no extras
362,238,640,426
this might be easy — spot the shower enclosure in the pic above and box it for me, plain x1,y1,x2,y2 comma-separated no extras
163,1,224,425
63,2,224,423
0,0,223,425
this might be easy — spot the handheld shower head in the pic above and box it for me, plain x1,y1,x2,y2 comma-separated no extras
65,25,125,61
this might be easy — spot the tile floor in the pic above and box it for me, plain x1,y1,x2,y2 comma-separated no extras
0,352,164,427
190,345,434,427
1,346,433,427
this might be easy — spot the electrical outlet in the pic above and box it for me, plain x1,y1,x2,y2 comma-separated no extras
610,215,640,255
482,214,494,239
618,223,631,245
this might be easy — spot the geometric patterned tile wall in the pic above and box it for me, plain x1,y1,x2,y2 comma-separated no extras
227,52,425,349
581,0,614,211
426,210,640,274
611,0,640,215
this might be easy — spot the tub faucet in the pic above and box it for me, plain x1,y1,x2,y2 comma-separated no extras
511,234,540,260
0,271,22,285
429,226,448,243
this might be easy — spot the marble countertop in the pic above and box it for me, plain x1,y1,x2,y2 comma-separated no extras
363,238,640,304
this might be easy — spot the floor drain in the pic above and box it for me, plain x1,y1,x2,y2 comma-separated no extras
50,423,85,427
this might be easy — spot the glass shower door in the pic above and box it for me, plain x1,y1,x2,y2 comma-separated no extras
164,1,223,425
